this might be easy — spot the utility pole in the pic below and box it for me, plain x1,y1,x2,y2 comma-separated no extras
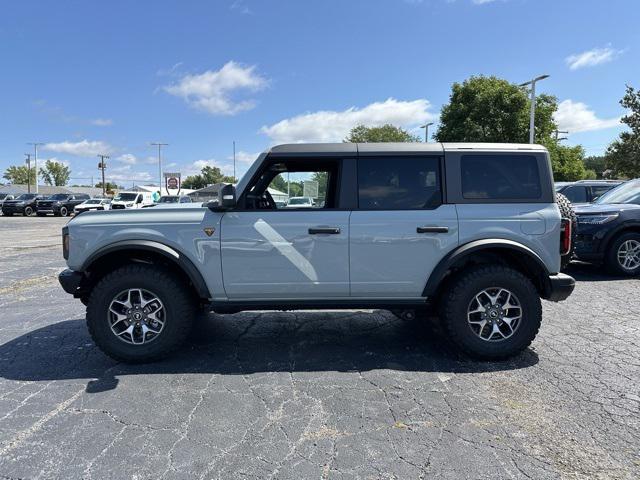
233,141,236,182
27,142,44,193
97,154,109,196
519,75,550,144
420,122,434,142
151,142,168,195
24,154,32,193
554,129,569,142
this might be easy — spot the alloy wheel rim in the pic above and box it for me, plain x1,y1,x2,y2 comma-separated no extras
617,239,640,271
467,287,522,342
108,288,165,345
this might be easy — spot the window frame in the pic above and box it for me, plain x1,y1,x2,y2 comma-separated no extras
445,151,554,204
355,154,444,211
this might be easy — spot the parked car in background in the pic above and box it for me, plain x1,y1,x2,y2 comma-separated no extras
142,195,193,207
574,179,640,276
36,193,90,217
110,191,155,210
0,193,16,215
285,196,315,208
555,180,622,205
74,198,112,215
1,193,44,216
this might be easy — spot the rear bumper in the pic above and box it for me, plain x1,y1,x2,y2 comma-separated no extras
545,273,575,302
58,269,84,296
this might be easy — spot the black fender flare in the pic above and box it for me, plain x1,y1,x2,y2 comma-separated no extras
80,240,211,300
423,238,552,297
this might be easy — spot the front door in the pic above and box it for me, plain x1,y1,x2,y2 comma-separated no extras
220,159,350,299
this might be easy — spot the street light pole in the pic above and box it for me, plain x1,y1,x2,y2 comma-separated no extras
519,75,549,144
151,142,168,195
24,154,32,193
97,154,109,196
233,140,236,182
420,122,434,142
27,142,44,193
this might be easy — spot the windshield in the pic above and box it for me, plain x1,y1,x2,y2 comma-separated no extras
159,196,179,203
289,197,311,205
595,180,640,205
49,194,70,200
114,193,138,201
16,194,37,200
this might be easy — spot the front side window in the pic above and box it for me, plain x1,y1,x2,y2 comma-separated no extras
562,186,587,203
461,155,541,200
357,156,441,210
114,193,138,201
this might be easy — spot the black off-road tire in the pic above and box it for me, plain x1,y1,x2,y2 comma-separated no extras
59,206,68,217
24,206,34,216
556,192,576,270
86,264,196,363
440,265,542,360
605,232,640,277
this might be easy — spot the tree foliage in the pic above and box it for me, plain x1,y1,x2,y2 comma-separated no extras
3,165,36,185
543,140,588,181
605,85,640,178
583,156,606,179
182,165,236,190
435,75,557,144
345,124,420,143
39,159,70,186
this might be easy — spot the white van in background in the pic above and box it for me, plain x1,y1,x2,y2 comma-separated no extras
110,191,155,210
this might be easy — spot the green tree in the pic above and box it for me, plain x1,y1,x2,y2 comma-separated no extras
3,165,36,185
605,85,640,178
95,181,119,192
39,159,70,186
583,155,606,179
435,75,557,144
543,140,588,181
182,165,236,189
345,124,420,143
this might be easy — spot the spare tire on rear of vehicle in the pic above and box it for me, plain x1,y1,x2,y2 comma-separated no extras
556,192,576,270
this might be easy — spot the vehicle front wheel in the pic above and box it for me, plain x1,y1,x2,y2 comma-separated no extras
440,265,542,359
59,206,68,217
606,232,640,276
86,264,196,363
24,206,34,216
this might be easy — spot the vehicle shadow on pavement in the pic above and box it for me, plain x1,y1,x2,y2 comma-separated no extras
564,262,630,282
0,310,539,393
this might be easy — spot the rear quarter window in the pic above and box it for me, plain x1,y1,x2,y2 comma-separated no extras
461,154,542,200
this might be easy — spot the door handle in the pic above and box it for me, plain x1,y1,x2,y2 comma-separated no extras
309,227,341,234
417,226,449,234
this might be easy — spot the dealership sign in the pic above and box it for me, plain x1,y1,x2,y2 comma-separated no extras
164,172,181,193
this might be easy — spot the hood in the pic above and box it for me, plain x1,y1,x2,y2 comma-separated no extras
68,205,211,227
574,203,640,215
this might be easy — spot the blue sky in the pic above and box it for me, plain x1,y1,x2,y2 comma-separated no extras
1,0,638,187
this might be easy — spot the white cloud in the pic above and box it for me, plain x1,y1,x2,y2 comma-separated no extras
230,150,260,165
43,139,114,157
117,154,137,165
163,61,268,115
472,0,498,4
554,99,620,133
91,118,113,126
260,98,435,144
108,165,155,183
565,46,623,70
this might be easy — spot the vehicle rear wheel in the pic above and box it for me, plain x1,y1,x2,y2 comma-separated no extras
556,192,576,270
606,232,640,276
59,206,68,217
24,206,34,216
86,264,196,363
440,265,542,359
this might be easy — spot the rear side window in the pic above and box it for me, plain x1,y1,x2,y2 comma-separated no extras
358,156,441,210
461,155,541,200
590,185,612,201
563,185,588,203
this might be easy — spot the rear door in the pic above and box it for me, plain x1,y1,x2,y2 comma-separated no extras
349,150,459,297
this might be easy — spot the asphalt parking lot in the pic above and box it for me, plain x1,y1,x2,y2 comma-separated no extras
0,215,638,479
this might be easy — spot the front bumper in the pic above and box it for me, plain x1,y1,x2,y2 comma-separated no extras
2,206,25,214
545,273,575,302
58,269,84,296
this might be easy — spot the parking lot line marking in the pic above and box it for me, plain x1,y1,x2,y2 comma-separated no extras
0,387,85,457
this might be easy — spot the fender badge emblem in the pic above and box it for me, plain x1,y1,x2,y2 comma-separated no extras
203,227,215,237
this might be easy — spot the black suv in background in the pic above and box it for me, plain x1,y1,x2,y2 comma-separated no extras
574,179,640,276
36,193,90,217
1,193,44,216
555,180,622,204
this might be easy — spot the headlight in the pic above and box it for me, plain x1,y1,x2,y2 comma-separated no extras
577,213,619,225
126,203,134,207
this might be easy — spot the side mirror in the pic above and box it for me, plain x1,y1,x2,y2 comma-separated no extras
207,184,236,211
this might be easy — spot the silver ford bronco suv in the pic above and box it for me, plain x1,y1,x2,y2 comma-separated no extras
59,143,575,363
